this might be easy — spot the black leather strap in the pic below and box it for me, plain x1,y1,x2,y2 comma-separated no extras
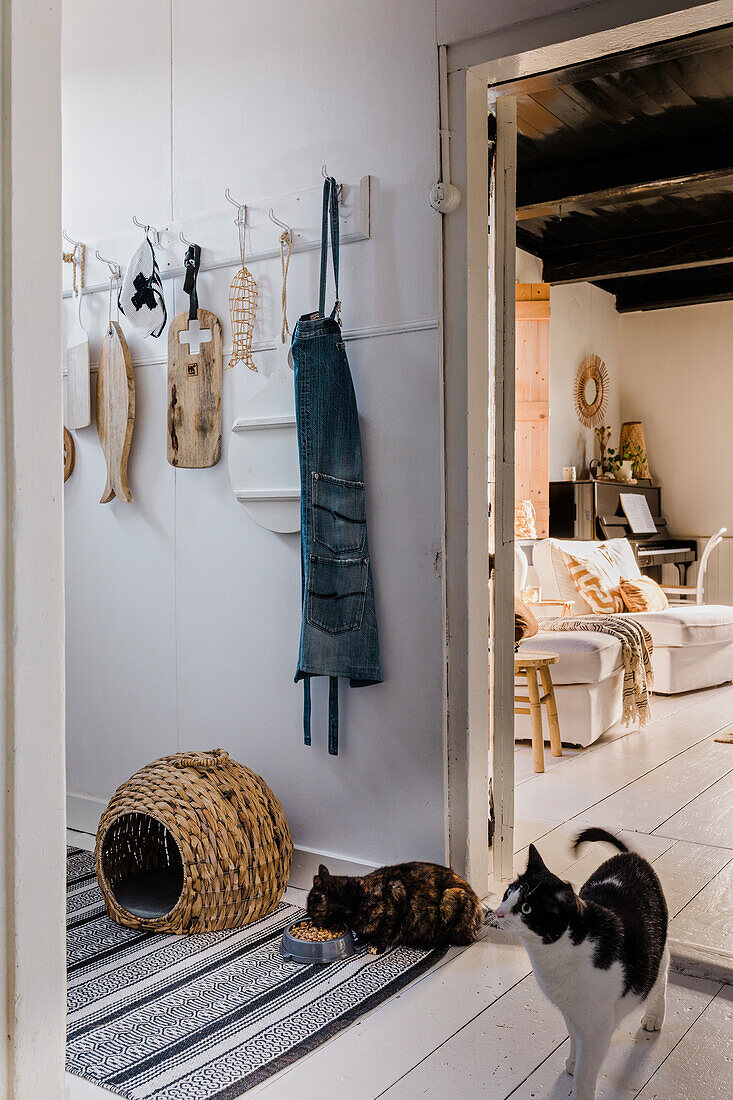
183,244,201,320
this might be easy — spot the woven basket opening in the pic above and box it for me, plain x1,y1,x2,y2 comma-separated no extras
101,813,184,920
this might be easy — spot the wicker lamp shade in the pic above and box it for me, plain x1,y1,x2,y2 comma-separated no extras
95,749,292,934
618,421,651,479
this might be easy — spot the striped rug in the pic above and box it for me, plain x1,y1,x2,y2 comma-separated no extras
66,847,446,1099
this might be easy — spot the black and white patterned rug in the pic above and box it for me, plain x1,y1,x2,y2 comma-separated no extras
66,847,446,1099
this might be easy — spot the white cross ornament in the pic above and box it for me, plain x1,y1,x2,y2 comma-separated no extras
179,318,212,356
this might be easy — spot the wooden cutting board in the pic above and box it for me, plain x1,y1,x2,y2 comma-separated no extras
167,308,222,468
66,288,91,429
97,321,135,503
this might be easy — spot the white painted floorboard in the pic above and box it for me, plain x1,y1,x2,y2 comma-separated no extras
634,985,733,1099
381,972,721,1100
67,686,733,1099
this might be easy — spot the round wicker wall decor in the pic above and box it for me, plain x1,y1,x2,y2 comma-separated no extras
574,354,609,428
95,749,293,934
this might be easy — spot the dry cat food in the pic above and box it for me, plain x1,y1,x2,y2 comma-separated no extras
289,921,345,942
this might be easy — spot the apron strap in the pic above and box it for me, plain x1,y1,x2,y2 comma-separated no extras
318,178,340,322
328,676,339,756
183,243,201,321
302,675,338,753
301,677,310,748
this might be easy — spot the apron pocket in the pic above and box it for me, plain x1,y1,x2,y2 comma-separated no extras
312,472,366,554
307,555,368,634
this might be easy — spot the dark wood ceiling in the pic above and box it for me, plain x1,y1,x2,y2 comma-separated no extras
504,25,733,312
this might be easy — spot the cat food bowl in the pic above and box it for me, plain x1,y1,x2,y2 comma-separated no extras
281,920,355,965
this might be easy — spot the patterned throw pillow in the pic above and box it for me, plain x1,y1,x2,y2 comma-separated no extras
619,576,669,613
562,550,625,613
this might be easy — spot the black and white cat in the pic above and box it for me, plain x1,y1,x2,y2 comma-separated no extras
494,828,669,1100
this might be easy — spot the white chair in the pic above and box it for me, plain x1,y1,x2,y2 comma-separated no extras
661,528,726,605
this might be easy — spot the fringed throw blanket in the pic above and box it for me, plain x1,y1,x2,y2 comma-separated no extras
538,615,654,728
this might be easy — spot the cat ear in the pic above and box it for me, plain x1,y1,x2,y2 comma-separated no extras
526,844,547,875
318,864,331,881
551,882,576,912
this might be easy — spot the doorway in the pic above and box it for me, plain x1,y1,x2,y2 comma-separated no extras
441,0,733,890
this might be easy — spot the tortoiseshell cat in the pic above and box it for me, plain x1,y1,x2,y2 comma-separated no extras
307,862,484,952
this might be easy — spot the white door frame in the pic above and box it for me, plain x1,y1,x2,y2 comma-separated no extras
441,0,733,888
1,1,66,1095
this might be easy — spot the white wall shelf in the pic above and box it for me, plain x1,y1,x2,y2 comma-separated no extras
228,352,301,534
232,415,297,432
235,490,300,502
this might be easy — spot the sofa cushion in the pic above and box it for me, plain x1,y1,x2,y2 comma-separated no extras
619,576,668,613
518,630,622,685
533,538,641,616
626,604,733,647
563,549,625,613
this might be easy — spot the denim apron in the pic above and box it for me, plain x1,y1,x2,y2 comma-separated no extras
291,177,383,754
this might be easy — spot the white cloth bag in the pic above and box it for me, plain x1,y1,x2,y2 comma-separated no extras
119,236,167,337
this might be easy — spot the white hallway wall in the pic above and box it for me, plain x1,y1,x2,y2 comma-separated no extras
62,0,445,871
62,0,721,876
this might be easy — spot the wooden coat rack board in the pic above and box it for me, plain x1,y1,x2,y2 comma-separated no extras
61,177,371,299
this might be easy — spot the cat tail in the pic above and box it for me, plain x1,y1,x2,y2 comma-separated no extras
573,827,629,854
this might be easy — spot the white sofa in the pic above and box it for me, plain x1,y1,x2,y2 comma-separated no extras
516,537,733,747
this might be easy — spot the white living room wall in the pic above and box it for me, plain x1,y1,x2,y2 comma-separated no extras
619,300,733,603
549,282,621,481
62,0,445,874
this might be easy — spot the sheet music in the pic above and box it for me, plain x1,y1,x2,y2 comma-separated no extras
620,492,657,535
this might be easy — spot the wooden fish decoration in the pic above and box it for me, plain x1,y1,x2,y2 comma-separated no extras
97,321,135,502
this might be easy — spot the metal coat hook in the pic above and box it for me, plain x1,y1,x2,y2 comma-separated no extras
63,229,81,250
268,208,292,239
132,216,160,244
320,165,343,198
94,249,122,280
224,188,247,228
179,230,196,248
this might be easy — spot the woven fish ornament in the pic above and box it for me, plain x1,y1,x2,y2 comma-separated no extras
228,266,258,370
228,208,258,370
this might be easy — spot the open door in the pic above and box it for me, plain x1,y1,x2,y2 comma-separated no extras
488,96,517,881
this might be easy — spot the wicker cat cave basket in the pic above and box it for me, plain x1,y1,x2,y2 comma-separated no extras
95,749,293,934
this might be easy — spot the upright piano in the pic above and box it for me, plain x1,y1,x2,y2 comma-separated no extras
549,480,697,583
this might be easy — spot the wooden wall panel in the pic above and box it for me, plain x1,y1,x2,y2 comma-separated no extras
516,284,550,537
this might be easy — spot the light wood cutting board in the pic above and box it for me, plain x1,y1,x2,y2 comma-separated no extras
167,308,222,468
97,321,135,503
66,287,91,429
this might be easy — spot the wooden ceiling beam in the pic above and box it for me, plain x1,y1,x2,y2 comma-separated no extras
542,221,733,283
614,286,733,312
516,226,545,259
517,166,733,221
517,139,733,208
597,265,733,312
487,22,733,104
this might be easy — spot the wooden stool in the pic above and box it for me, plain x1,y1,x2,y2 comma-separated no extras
514,652,563,773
